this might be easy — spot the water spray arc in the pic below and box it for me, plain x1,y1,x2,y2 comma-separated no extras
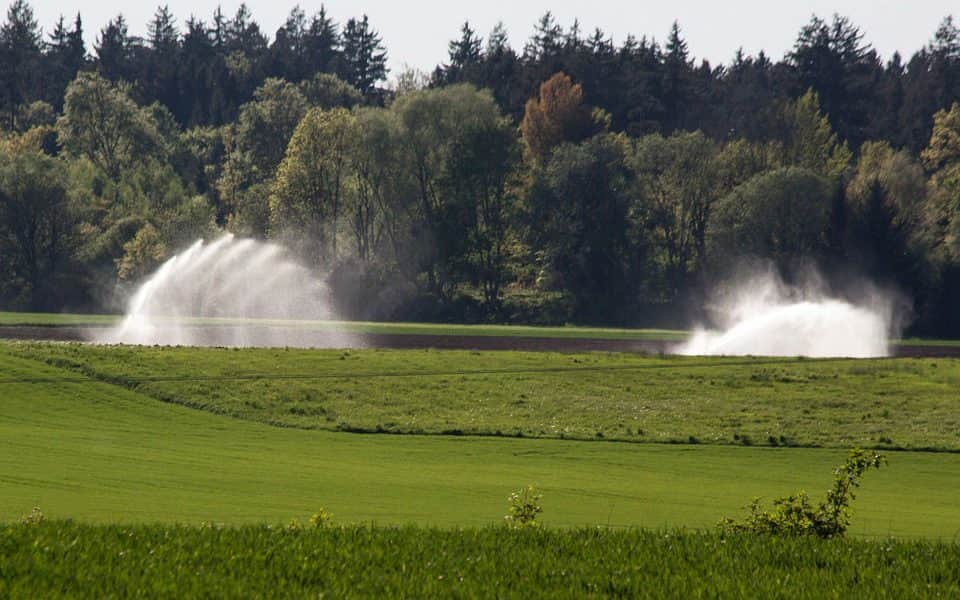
676,273,895,358
98,235,346,348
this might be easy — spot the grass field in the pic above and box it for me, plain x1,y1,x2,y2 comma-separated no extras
0,311,687,341
2,343,960,538
3,523,959,598
6,310,960,350
4,338,960,596
6,342,960,450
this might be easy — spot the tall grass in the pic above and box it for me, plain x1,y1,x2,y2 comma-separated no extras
2,522,958,598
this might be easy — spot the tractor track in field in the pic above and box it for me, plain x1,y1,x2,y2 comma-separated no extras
1,324,959,357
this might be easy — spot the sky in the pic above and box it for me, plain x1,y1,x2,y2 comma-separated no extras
29,1,957,77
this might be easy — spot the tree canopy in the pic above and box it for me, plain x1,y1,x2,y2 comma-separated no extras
1,3,960,335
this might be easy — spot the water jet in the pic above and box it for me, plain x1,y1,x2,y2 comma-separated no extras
677,272,894,358
97,235,350,348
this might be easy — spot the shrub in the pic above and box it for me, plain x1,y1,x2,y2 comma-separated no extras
19,507,45,525
504,485,543,529
719,448,885,538
309,508,334,528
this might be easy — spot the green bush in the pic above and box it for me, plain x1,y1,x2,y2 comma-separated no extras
719,448,885,538
504,485,543,529
309,508,334,528
19,507,45,525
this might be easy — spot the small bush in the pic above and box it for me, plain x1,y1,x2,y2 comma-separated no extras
504,485,543,529
309,508,334,528
719,448,885,538
20,507,45,525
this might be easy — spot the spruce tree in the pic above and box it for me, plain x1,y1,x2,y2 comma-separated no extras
305,6,340,75
96,15,133,82
524,12,562,61
180,16,215,125
662,21,692,133
0,0,42,129
339,15,387,97
145,5,180,112
449,21,482,70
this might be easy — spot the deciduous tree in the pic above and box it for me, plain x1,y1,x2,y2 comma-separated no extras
520,72,596,164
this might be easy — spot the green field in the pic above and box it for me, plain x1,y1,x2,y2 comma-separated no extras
4,338,960,595
2,342,960,539
0,311,686,340
4,523,958,598
6,342,960,450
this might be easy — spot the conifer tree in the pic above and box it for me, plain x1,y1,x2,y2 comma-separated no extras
305,6,340,75
524,12,562,61
0,0,42,128
145,6,180,112
44,13,85,110
339,15,387,97
662,21,692,133
96,15,135,82
449,22,482,70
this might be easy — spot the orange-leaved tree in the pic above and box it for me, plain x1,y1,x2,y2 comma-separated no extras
520,72,596,165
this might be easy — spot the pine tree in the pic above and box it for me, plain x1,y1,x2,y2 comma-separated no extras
305,6,339,75
44,13,86,109
476,22,518,116
145,5,180,111
449,22,482,70
148,5,178,51
524,12,562,61
226,4,267,56
587,28,613,57
442,21,482,84
564,19,582,51
788,14,881,149
211,6,227,51
339,15,387,97
931,15,960,59
44,16,71,108
96,15,134,82
50,15,68,50
67,13,85,69
486,22,508,57
662,21,692,133
267,6,307,80
179,16,215,125
0,0,42,129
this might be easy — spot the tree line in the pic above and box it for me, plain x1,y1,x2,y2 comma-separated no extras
1,1,960,335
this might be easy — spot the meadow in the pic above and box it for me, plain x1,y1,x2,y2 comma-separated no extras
3,337,960,596
0,311,685,341
5,342,960,450
1,341,960,539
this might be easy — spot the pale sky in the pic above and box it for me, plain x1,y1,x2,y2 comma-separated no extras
29,1,957,76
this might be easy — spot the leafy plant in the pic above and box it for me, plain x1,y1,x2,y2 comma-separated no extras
504,485,543,529
309,508,334,528
19,507,45,525
719,448,885,538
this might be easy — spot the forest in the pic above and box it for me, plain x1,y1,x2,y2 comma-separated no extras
1,1,960,335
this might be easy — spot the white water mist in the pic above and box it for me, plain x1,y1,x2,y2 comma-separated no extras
98,234,350,347
677,271,896,358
